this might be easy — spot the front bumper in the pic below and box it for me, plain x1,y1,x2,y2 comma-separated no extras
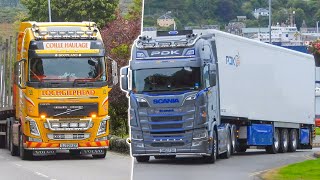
131,139,210,157
24,140,109,150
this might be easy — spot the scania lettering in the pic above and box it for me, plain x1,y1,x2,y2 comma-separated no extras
0,21,118,160
121,29,315,163
153,99,180,104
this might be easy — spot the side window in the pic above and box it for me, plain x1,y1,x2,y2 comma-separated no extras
14,60,25,88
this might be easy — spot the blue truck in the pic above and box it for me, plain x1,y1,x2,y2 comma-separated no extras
120,29,315,163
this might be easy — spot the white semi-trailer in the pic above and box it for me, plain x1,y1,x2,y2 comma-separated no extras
121,29,315,163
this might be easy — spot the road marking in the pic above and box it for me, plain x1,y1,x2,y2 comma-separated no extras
248,169,272,177
14,163,22,167
35,172,49,178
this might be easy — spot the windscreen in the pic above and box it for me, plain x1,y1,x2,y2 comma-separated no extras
132,67,201,93
28,57,106,82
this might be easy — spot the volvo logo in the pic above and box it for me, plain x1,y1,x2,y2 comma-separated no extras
153,99,180,104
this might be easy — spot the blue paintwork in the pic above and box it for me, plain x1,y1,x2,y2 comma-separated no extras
300,128,310,144
247,124,273,146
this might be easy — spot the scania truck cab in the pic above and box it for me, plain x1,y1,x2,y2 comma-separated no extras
121,30,315,163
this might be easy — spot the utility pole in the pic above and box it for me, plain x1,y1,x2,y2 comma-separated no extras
317,21,319,39
48,0,52,22
269,0,272,44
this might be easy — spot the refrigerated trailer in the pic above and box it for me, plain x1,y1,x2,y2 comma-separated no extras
120,29,315,163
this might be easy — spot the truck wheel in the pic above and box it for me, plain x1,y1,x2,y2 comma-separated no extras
92,150,107,159
266,128,280,154
10,130,19,156
70,150,81,156
136,156,150,163
288,129,298,152
19,131,32,160
6,118,11,150
279,129,289,153
203,131,217,163
221,130,231,159
231,125,237,154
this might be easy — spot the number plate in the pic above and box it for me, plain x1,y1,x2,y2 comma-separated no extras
60,143,78,149
159,148,176,153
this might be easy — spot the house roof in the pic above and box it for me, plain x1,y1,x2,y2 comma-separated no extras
242,28,269,33
254,8,269,13
158,14,173,20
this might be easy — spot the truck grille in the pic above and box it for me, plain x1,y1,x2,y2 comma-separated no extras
151,116,182,122
39,103,98,117
151,124,182,129
47,133,90,140
46,118,92,131
151,142,185,147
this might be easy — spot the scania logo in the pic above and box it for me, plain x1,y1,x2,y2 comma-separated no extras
153,99,180,104
150,50,181,57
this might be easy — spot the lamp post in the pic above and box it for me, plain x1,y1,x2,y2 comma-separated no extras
48,0,52,22
317,21,319,39
269,0,272,44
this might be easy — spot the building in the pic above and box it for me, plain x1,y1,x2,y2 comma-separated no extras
225,22,246,35
253,8,270,19
157,13,175,28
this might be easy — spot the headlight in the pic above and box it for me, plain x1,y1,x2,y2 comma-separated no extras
79,122,87,128
136,97,147,102
97,120,107,136
51,122,60,128
129,109,138,127
193,130,208,140
27,117,40,136
185,94,197,101
69,122,79,128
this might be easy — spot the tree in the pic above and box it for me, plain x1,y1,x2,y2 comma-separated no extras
101,9,141,136
20,0,118,27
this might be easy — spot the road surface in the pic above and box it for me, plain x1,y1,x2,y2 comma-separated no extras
0,149,132,180
132,148,320,180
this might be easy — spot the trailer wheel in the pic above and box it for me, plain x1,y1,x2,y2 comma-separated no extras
288,129,298,152
136,156,150,163
203,130,217,163
221,130,231,159
92,150,107,159
279,129,289,153
19,131,32,160
266,128,280,154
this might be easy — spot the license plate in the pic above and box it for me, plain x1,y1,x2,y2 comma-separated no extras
60,143,78,149
159,148,176,153
81,149,105,155
33,150,56,156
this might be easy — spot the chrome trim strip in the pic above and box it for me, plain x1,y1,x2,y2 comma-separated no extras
133,153,210,156
25,146,109,150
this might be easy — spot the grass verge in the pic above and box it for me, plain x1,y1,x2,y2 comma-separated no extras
316,128,320,135
262,158,320,180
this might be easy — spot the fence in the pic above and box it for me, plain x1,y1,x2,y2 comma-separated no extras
0,36,15,109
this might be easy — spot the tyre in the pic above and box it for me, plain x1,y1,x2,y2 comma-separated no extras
10,130,19,156
70,150,81,156
19,131,32,160
154,155,176,159
266,128,280,154
220,130,231,159
288,129,298,152
92,150,107,159
6,118,11,150
279,129,289,153
136,156,150,163
231,125,237,154
0,135,5,148
203,131,217,163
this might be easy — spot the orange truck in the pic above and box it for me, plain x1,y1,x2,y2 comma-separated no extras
0,21,118,160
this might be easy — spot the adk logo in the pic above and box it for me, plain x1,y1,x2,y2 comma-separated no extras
153,99,180,104
226,52,240,67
